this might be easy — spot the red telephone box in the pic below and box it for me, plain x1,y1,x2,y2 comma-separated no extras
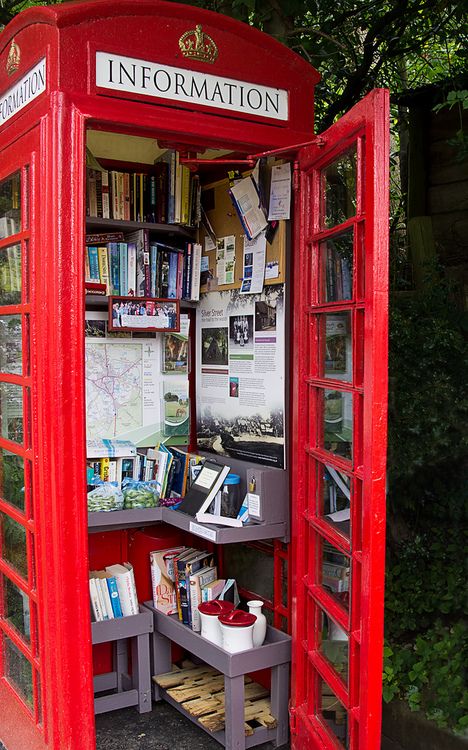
0,2,389,749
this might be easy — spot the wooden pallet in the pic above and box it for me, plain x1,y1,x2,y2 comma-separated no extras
154,664,278,736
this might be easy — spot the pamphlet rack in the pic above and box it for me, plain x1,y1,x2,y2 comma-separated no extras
91,607,154,715
144,601,291,750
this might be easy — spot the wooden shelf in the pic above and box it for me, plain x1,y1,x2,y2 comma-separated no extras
85,216,194,240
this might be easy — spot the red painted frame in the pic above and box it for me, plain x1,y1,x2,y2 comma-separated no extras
290,89,389,750
0,3,388,749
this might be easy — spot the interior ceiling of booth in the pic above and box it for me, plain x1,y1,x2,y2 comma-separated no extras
87,129,231,164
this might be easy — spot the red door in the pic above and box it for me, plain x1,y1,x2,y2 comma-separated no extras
290,89,389,750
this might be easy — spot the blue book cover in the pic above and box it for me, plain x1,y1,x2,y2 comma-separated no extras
106,577,123,618
150,244,158,297
87,246,100,282
119,243,128,296
167,252,179,298
108,243,120,295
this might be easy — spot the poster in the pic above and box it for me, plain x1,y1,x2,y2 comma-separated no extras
85,311,190,447
196,285,285,468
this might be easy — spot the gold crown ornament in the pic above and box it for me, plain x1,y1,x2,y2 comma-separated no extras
179,25,218,64
6,39,21,76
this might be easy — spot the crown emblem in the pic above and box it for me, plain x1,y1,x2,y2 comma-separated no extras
179,25,218,64
6,39,21,76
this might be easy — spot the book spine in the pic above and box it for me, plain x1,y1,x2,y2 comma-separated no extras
123,172,130,221
190,243,202,301
118,172,125,221
180,165,190,225
101,171,110,219
99,577,115,619
107,459,117,483
189,576,202,631
84,248,91,282
149,174,157,223
176,252,184,300
93,576,109,620
87,246,100,282
174,152,181,224
139,174,144,223
150,245,158,297
127,243,137,297
185,244,192,299
168,152,176,224
87,169,97,217
89,578,104,621
106,577,123,618
179,573,190,626
110,171,119,220
154,162,168,224
143,232,151,296
100,457,110,481
119,243,128,296
95,170,103,218
98,245,111,294
109,243,120,295
115,571,138,617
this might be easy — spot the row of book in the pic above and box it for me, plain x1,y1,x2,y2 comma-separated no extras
89,562,139,622
87,444,203,504
85,229,202,301
86,150,201,227
151,545,236,632
325,248,352,302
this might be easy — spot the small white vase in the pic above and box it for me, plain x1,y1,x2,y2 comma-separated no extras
247,600,267,647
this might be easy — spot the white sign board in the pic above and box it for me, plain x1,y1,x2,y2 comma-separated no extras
0,58,46,128
96,52,288,121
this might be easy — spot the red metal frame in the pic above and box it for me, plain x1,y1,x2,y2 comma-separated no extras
290,89,389,750
0,3,389,749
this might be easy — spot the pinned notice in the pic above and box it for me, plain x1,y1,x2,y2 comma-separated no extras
229,176,268,240
268,162,291,221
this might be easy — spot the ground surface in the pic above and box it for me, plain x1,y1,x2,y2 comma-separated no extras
95,703,405,750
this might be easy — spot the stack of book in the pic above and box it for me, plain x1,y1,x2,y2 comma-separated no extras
86,149,201,227
325,247,352,301
89,562,139,621
150,546,229,632
85,229,202,301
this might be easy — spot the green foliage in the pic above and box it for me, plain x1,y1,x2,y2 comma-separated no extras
388,274,468,483
385,528,467,641
383,622,468,734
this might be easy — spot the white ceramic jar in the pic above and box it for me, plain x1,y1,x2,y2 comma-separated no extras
198,600,234,646
247,600,267,647
218,610,257,654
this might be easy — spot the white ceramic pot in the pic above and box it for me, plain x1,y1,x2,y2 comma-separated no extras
247,600,267,647
218,610,257,654
198,600,234,646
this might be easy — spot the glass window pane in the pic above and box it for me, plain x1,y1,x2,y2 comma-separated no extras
0,314,22,374
322,312,352,382
320,231,353,303
320,464,350,540
320,678,349,748
0,244,21,306
3,633,33,708
322,149,356,229
0,448,25,511
0,173,21,238
223,544,274,603
323,389,353,460
2,574,30,643
1,512,27,579
319,608,349,686
321,542,350,612
0,382,23,443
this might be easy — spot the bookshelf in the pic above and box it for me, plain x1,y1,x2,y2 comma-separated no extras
144,601,291,750
85,216,194,239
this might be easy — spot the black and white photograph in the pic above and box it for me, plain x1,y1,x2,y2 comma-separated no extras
229,314,254,350
255,300,277,332
201,327,229,366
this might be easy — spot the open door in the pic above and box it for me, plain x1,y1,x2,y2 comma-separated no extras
290,89,389,750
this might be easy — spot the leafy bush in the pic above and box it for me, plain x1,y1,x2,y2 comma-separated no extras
383,621,468,734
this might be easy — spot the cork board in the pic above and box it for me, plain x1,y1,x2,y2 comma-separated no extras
199,175,286,292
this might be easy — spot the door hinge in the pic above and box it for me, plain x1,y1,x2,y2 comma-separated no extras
289,702,298,735
292,161,300,192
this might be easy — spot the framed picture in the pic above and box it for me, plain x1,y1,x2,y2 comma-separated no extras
108,296,180,332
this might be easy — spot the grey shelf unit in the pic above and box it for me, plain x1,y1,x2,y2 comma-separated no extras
88,506,287,542
91,607,154,715
144,601,291,750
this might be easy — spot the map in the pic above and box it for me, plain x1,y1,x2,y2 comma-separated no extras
85,343,143,439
